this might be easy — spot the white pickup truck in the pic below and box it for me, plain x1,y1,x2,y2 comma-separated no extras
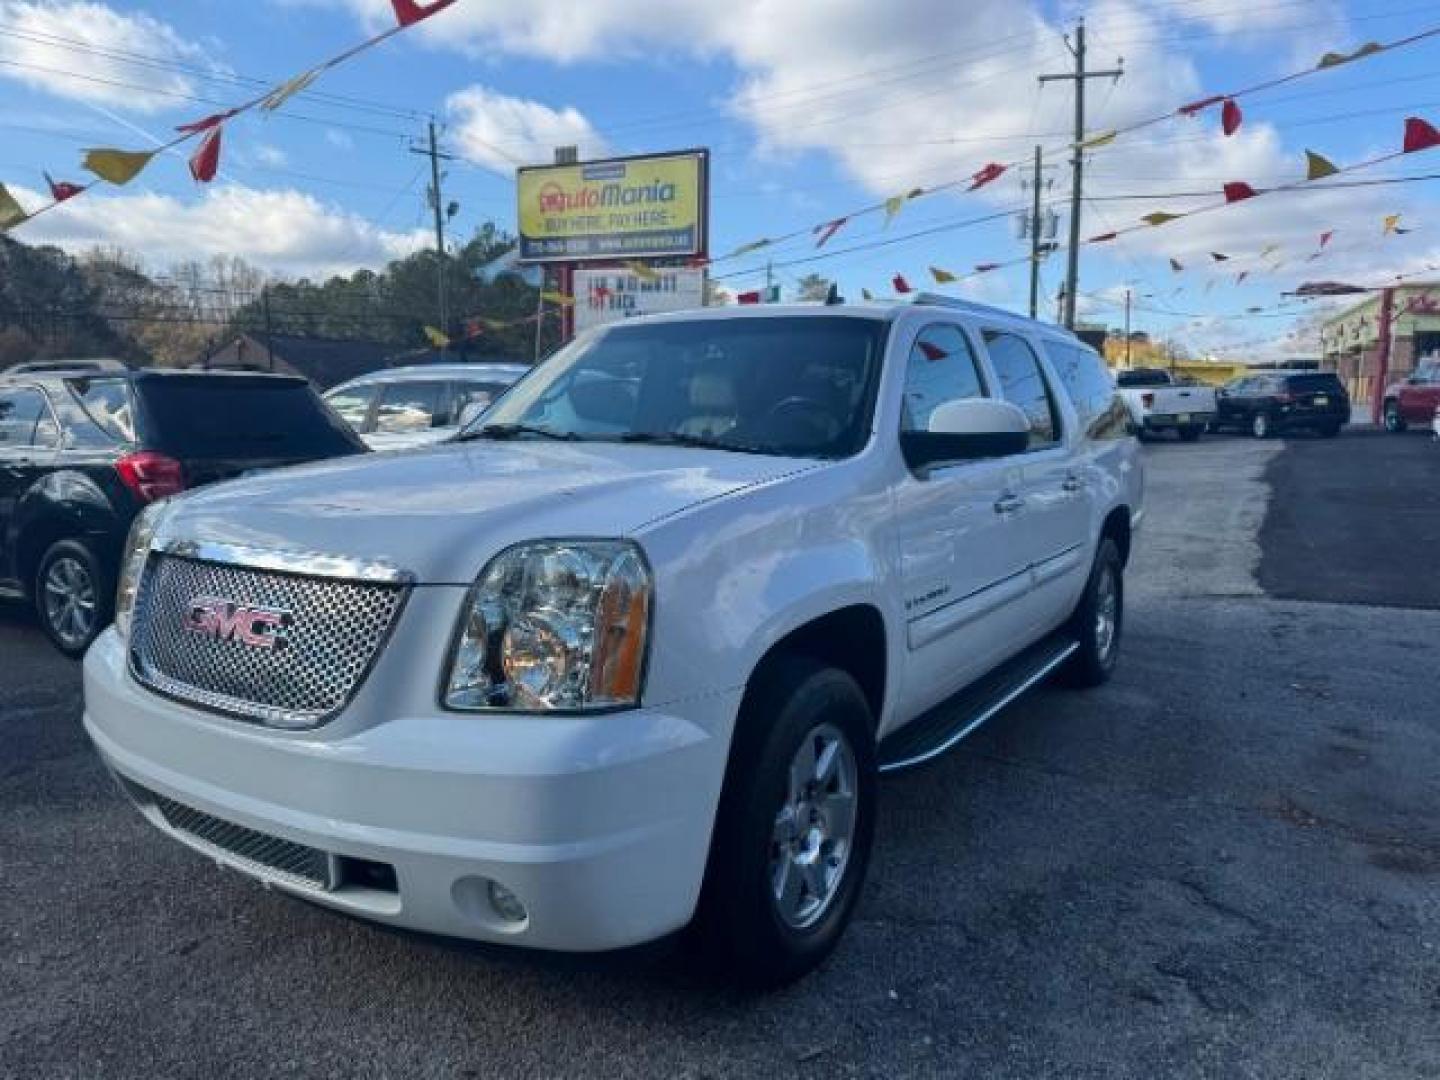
84,294,1143,986
1116,367,1217,442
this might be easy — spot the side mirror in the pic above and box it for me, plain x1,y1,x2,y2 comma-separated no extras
457,397,491,428
901,398,1030,472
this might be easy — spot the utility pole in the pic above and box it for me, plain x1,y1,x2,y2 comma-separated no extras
1028,146,1044,319
262,285,275,371
410,118,456,349
1124,288,1132,367
1372,287,1395,424
1040,19,1122,329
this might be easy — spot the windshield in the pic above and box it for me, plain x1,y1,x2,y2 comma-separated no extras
468,315,888,459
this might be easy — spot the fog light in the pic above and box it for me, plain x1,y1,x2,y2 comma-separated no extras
488,880,528,925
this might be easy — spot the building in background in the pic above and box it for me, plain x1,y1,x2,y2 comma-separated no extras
1320,283,1440,410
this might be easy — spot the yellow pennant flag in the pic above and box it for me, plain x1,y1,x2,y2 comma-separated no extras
1304,150,1339,180
624,260,660,281
541,290,574,306
883,194,906,227
0,183,28,230
261,68,323,112
1383,213,1401,235
1317,41,1382,68
1079,129,1117,150
82,148,157,185
1261,244,1281,258
727,240,769,258
929,266,957,284
423,326,449,348
1142,212,1182,226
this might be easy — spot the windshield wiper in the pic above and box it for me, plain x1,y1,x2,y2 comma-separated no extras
618,431,773,455
460,422,579,442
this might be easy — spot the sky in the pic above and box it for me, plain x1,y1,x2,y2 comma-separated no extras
2,0,1440,359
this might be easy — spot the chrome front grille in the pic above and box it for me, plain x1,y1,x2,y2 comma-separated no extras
129,549,409,729
128,781,334,891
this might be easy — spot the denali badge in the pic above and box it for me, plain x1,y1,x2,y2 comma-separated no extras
183,596,292,649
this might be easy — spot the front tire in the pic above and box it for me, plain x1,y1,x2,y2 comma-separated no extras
695,658,877,988
1384,401,1407,433
35,539,111,658
1251,412,1273,439
1178,425,1203,442
1061,537,1124,688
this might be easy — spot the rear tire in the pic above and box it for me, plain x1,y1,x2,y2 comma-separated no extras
695,657,876,988
1178,425,1203,442
1061,537,1124,689
1384,401,1407,433
35,539,111,659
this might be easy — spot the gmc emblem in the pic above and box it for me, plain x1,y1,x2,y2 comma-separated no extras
183,596,292,650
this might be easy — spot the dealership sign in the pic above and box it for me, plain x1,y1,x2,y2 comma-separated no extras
517,151,707,262
573,268,705,333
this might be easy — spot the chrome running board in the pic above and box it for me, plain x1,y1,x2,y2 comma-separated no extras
878,635,1079,773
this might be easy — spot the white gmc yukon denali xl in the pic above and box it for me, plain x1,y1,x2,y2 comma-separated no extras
84,295,1143,986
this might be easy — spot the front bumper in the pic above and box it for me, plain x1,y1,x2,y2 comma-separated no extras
84,628,739,952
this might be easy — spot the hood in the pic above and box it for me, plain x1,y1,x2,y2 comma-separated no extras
156,440,815,583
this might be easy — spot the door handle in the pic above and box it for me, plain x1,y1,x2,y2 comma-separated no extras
994,492,1025,514
1062,473,1083,493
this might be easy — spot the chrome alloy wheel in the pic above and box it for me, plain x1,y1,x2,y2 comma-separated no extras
42,555,97,651
770,722,858,930
1094,563,1119,663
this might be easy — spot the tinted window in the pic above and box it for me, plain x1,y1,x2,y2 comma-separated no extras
1285,374,1345,394
478,316,887,460
374,381,448,433
326,385,378,432
1045,341,1129,440
900,323,986,433
983,331,1060,448
72,378,137,442
0,388,49,448
1116,368,1171,388
136,378,363,459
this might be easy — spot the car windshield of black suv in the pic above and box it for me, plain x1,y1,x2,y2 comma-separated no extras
464,315,887,459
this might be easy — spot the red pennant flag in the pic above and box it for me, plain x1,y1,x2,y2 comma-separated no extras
968,163,1006,191
1088,231,1118,243
918,341,948,362
1221,98,1242,136
1177,94,1225,117
1223,182,1258,203
813,217,848,247
1402,116,1440,154
188,126,223,183
892,274,913,294
1319,230,1334,248
176,108,240,134
736,289,761,305
44,172,85,202
390,0,459,26
686,256,710,268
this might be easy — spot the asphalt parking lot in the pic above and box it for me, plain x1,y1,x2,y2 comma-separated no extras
3,430,1438,1079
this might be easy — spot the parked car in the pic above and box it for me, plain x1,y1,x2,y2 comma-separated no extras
324,362,529,451
1212,371,1349,438
1115,367,1216,441
83,295,1142,986
3,358,128,375
1382,358,1440,433
0,369,365,656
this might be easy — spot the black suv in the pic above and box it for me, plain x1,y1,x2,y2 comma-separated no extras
0,369,365,656
1212,371,1350,439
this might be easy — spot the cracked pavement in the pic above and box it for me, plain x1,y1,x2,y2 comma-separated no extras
2,431,1439,1078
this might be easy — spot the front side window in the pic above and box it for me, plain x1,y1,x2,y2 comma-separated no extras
326,385,378,432
899,323,987,434
982,331,1061,449
0,388,49,449
374,381,447,434
469,316,887,459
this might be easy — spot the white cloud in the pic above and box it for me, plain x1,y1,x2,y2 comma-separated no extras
0,1,212,112
10,183,429,279
324,128,355,151
252,144,289,167
445,85,607,172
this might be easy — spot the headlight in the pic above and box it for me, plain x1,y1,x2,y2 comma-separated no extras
444,540,652,712
114,500,170,640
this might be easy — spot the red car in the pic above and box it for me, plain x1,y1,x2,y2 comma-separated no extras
1383,358,1440,432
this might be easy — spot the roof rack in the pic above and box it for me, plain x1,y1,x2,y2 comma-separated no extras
908,292,1037,324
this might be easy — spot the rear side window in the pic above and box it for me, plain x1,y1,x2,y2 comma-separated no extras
982,331,1060,449
900,323,987,433
0,387,51,448
1285,374,1344,394
374,381,448,433
1044,341,1128,440
71,378,137,442
136,378,363,458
